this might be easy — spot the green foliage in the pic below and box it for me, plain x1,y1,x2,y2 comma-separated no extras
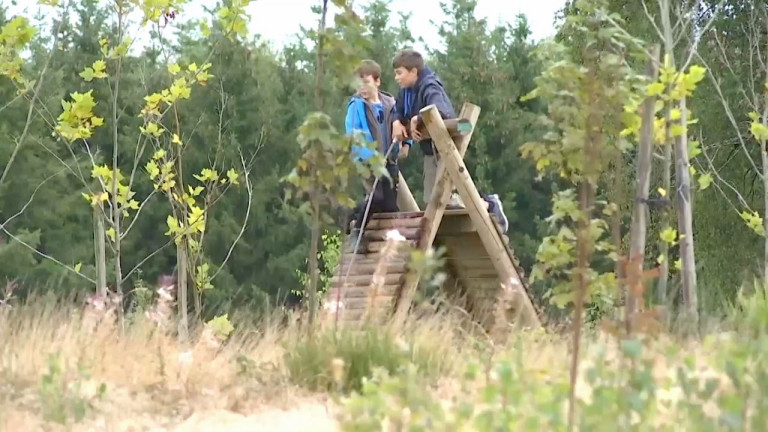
284,112,386,220
38,352,107,425
295,230,342,298
0,0,759,320
283,324,451,394
521,0,645,312
0,16,35,86
205,313,235,340
339,330,768,431
726,278,768,338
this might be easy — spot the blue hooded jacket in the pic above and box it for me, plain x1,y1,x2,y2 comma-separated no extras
395,66,456,156
345,90,398,163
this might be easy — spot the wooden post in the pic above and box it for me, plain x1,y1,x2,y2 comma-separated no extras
391,103,479,327
626,44,660,324
396,172,420,212
417,118,473,140
420,105,540,329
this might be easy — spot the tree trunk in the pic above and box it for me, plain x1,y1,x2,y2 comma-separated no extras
94,206,107,296
193,276,202,322
307,195,321,336
314,0,329,111
177,243,189,341
610,152,623,278
673,96,699,328
112,3,124,303
568,180,594,430
762,141,768,279
761,30,768,278
658,0,673,307
627,45,660,326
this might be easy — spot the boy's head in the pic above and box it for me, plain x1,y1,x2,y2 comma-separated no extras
355,60,381,100
392,49,424,89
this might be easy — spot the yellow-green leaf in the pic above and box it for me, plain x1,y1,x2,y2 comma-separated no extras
106,227,116,242
697,173,713,190
646,82,665,97
660,227,678,244
226,168,240,185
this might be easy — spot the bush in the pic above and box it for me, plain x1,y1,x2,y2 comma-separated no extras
337,329,768,431
725,277,768,337
283,320,460,393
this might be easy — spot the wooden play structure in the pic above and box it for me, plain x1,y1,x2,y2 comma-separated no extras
323,102,542,336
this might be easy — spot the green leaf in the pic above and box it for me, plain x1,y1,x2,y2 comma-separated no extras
697,173,713,190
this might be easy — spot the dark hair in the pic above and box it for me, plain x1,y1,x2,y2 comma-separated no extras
392,49,425,71
355,59,382,80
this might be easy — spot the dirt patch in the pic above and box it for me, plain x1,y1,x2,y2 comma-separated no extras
2,398,339,432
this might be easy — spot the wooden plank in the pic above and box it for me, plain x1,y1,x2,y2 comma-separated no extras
420,104,541,330
393,103,482,328
326,309,389,323
326,284,399,299
367,240,417,254
337,256,408,267
396,172,421,212
416,117,473,140
364,227,420,241
331,273,403,287
337,261,408,276
366,217,424,230
436,214,476,235
458,267,499,279
340,296,396,311
370,211,424,219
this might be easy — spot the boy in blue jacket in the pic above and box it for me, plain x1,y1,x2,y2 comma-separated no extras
344,60,409,254
391,49,509,233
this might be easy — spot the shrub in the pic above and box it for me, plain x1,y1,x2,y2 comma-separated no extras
284,319,461,393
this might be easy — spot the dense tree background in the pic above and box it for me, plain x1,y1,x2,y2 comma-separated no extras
0,0,763,321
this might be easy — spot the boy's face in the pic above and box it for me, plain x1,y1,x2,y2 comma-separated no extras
394,66,418,88
357,74,380,100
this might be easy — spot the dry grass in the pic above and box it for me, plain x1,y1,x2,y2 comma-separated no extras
0,296,486,431
0,293,746,431
0,300,340,431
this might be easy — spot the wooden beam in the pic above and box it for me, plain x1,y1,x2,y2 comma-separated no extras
396,172,420,212
392,103,480,328
436,214,477,235
416,118,473,140
423,104,481,247
420,105,541,330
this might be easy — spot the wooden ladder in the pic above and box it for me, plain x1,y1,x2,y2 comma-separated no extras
323,212,424,324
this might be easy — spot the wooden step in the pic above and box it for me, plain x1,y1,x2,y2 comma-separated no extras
366,239,417,254
330,272,404,287
325,284,399,299
336,260,409,276
323,308,391,324
364,227,421,241
370,211,424,219
367,217,425,230
334,295,396,311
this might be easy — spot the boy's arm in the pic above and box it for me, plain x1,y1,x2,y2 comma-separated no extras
344,101,356,135
416,83,456,127
394,87,407,125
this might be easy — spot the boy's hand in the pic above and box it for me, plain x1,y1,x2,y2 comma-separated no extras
393,120,406,141
410,116,422,141
399,143,410,159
